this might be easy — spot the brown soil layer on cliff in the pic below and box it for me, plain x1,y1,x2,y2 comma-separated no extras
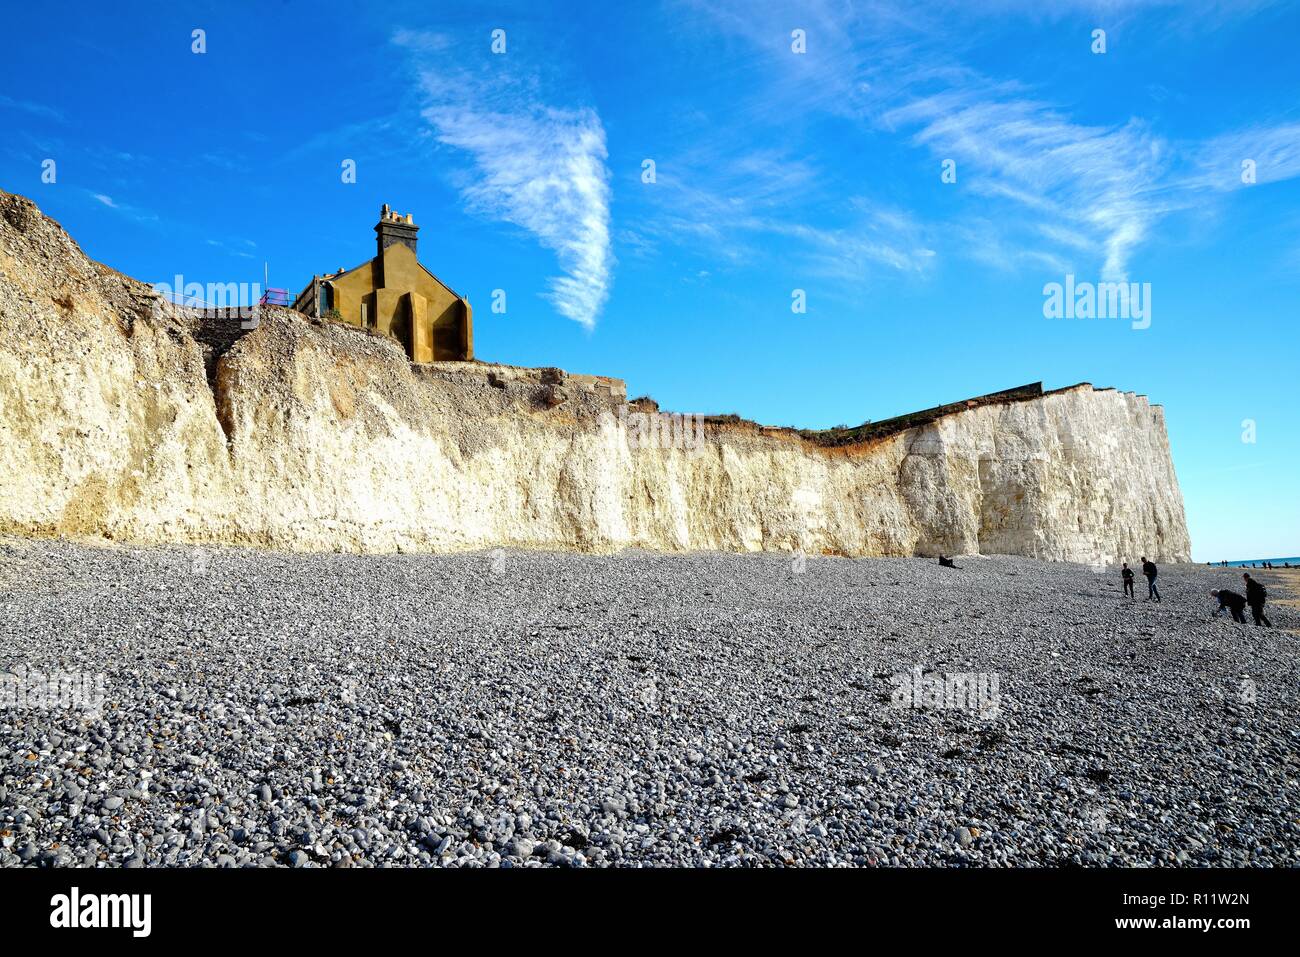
798,382,1047,447
704,380,1146,455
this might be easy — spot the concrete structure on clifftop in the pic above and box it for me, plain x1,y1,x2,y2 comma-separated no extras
293,205,473,363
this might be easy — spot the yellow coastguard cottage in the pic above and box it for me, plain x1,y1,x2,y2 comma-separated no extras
293,204,473,362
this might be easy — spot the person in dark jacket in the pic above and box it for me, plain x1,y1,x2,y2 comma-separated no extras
1242,573,1272,627
1121,562,1135,599
1211,589,1248,624
1141,557,1160,602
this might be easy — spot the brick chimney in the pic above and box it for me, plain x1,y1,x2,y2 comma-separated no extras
375,203,419,257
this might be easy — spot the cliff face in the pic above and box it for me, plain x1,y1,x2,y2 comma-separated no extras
0,190,1191,561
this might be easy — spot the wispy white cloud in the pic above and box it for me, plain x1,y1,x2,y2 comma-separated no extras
0,94,65,123
948,219,1070,274
765,205,937,280
882,91,1300,279
275,115,402,168
624,141,938,281
394,31,613,329
884,92,1168,279
1188,122,1300,190
206,237,258,259
682,0,1300,281
390,28,450,53
624,147,821,268
87,190,157,223
429,104,612,328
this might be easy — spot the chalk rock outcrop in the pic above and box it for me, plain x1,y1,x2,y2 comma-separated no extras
0,190,1191,561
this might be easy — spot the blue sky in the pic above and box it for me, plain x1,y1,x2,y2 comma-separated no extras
1,0,1297,561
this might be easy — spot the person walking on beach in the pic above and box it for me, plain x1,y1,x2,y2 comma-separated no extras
1141,557,1160,602
1243,573,1272,627
1211,588,1248,623
1121,562,1135,600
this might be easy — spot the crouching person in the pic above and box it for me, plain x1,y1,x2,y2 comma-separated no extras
1211,588,1248,624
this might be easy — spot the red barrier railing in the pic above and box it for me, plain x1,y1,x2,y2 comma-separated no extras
259,288,293,306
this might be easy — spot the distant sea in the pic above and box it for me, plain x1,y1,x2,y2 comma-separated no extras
1213,557,1300,568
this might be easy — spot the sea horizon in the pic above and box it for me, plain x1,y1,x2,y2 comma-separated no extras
1210,556,1300,567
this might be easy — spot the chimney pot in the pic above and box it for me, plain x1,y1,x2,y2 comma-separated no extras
375,205,419,258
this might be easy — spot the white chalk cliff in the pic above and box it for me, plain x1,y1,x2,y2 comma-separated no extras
0,191,1191,562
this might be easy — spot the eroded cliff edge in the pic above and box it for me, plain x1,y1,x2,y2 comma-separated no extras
0,191,1191,561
